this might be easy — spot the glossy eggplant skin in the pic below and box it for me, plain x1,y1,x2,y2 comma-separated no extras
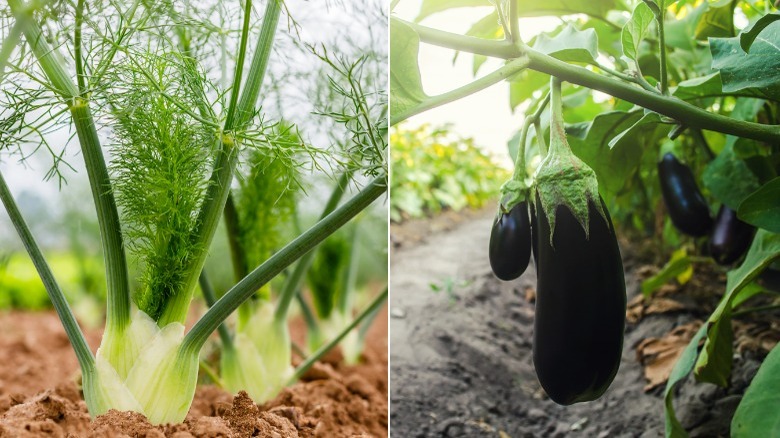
657,153,713,236
530,203,538,270
533,195,626,405
709,205,755,265
489,202,532,281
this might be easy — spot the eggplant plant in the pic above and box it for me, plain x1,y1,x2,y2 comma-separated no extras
390,0,780,434
0,0,387,425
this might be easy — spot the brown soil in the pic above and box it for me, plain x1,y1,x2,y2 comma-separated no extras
0,308,387,437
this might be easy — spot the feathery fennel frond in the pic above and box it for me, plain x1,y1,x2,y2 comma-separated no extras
235,121,307,272
106,48,217,321
307,44,388,179
0,81,75,185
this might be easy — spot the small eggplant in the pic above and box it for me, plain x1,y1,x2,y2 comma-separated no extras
657,153,713,236
489,201,532,281
709,205,754,265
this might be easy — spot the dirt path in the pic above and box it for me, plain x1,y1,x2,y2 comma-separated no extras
389,209,767,438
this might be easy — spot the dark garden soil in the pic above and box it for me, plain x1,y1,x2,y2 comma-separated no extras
0,306,388,437
389,207,778,438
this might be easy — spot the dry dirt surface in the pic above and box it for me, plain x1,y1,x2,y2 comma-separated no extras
389,208,777,438
0,308,388,437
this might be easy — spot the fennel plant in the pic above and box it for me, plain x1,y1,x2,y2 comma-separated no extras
0,0,387,424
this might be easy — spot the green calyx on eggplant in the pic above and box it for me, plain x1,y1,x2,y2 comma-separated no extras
531,77,625,405
489,201,532,281
709,205,754,265
657,153,713,236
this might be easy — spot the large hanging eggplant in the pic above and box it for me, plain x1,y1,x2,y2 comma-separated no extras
532,77,626,405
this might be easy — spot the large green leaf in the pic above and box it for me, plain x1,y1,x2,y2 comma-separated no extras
694,230,780,386
583,16,625,60
622,2,655,63
665,2,707,51
414,0,487,22
464,10,502,40
702,137,762,211
693,0,735,39
509,69,549,111
390,18,428,124
740,13,780,53
710,21,780,101
731,342,780,437
672,72,767,102
516,0,622,18
738,177,780,233
531,24,599,64
567,111,646,196
608,111,672,150
416,0,622,21
664,323,707,438
457,11,503,75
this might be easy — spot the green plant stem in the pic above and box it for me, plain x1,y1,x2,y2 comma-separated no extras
402,19,518,58
223,0,253,129
71,101,132,331
597,62,657,93
512,92,550,182
657,9,668,95
337,226,360,313
11,0,132,331
494,2,511,41
74,0,86,93
183,174,387,352
732,303,780,317
296,293,319,336
0,172,95,370
390,56,530,126
533,51,777,141
690,128,715,160
291,341,307,359
273,171,353,323
9,0,78,98
287,287,387,384
163,0,281,326
230,0,281,130
357,293,383,339
398,19,780,142
549,76,567,155
198,272,233,348
223,192,248,281
0,20,22,82
199,359,224,388
533,119,547,155
509,0,520,46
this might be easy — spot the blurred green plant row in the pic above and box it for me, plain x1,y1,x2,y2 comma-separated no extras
0,252,102,308
390,123,509,222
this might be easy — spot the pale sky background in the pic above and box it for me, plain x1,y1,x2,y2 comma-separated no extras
392,0,559,168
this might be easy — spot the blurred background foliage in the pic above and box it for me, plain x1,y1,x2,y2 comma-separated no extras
390,123,509,222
